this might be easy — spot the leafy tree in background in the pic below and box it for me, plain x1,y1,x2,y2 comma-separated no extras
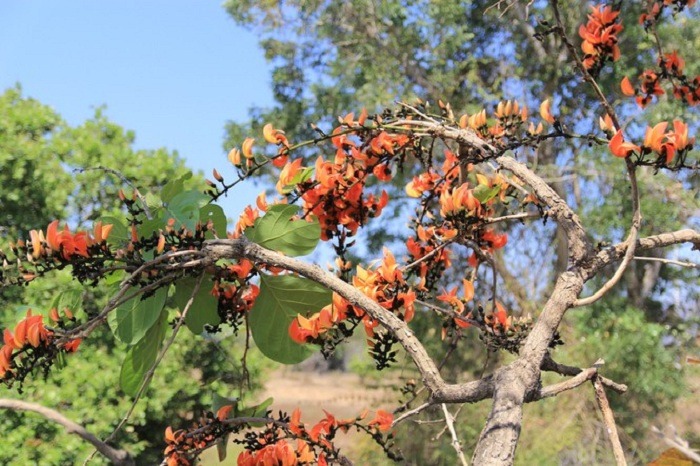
0,1,697,465
0,87,264,465
222,1,699,461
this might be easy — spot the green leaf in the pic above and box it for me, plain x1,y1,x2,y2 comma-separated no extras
138,212,164,240
108,287,168,345
103,270,125,286
199,204,228,239
279,166,314,194
174,277,221,334
165,189,209,232
244,204,320,256
237,397,274,419
249,274,330,364
50,289,83,315
473,184,501,203
161,171,193,203
97,216,128,245
119,309,168,397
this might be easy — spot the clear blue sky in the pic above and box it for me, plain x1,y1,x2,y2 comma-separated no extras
0,0,273,219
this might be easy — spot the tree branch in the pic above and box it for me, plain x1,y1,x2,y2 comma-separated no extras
592,375,627,466
441,403,469,466
0,399,134,466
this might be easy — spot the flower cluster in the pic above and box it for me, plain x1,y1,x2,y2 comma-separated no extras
1,309,81,390
621,51,700,108
640,121,695,164
164,407,397,466
290,249,415,365
578,4,623,74
0,220,114,287
296,148,391,242
639,0,697,30
405,225,453,291
211,260,260,332
609,120,694,167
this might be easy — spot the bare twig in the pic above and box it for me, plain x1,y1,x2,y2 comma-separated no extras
402,239,454,272
392,401,433,426
76,165,152,220
541,354,627,394
592,375,627,466
441,403,469,466
633,256,698,269
0,399,134,466
652,425,700,463
483,211,542,225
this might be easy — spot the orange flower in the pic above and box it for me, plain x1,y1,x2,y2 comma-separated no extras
539,99,555,124
620,76,635,96
216,404,234,421
643,122,669,153
494,301,509,328
608,129,640,158
262,123,288,146
241,137,255,159
276,158,304,194
368,409,393,432
228,147,242,166
670,120,694,152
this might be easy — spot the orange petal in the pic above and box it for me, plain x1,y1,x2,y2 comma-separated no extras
620,76,635,96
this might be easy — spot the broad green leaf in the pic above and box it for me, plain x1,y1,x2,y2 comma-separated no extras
244,204,320,256
138,212,164,240
165,190,209,232
249,274,330,364
50,289,83,315
144,192,161,210
103,270,125,286
174,277,221,334
237,397,274,419
97,216,128,245
473,184,501,204
108,287,168,345
199,204,228,239
119,309,168,397
161,171,193,203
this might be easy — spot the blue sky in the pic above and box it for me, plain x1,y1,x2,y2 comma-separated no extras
0,0,273,219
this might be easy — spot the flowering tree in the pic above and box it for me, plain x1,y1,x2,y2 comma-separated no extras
1,1,698,465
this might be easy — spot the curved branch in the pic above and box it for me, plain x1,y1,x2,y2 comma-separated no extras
0,399,134,466
203,238,449,396
580,229,700,283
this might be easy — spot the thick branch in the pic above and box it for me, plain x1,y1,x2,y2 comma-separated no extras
495,155,591,264
203,238,448,396
0,399,134,466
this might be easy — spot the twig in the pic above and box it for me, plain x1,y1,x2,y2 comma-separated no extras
482,211,542,225
76,166,152,220
633,256,698,269
0,399,134,466
415,299,483,329
652,425,700,463
441,403,469,466
392,401,433,426
592,374,627,466
402,240,454,272
541,355,627,394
